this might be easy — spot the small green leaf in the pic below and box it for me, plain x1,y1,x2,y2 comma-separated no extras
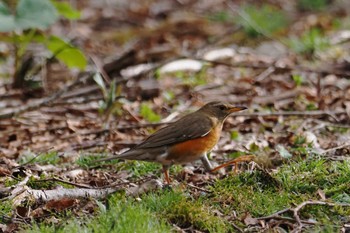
16,0,58,30
230,130,240,140
292,74,303,86
93,73,107,97
51,0,80,19
58,48,87,69
276,144,292,159
249,143,260,152
47,36,87,69
140,103,161,123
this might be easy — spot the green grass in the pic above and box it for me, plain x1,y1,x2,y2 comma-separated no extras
76,152,117,168
23,196,172,233
18,151,60,165
15,157,350,232
288,28,329,57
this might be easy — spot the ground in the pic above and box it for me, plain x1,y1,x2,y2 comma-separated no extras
1,0,350,232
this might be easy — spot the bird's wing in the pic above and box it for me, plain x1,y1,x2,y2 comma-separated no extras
136,113,214,149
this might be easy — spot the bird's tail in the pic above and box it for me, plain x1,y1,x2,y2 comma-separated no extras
95,147,166,163
94,149,144,163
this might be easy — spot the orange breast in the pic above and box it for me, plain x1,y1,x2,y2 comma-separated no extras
167,125,222,164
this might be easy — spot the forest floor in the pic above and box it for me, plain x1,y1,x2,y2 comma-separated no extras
1,0,350,232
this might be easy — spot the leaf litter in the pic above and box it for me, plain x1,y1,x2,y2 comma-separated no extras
1,0,350,232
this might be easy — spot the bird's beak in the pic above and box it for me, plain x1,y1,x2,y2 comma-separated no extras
228,106,247,113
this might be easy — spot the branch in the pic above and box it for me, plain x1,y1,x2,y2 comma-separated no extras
257,200,350,232
322,143,350,155
293,201,350,231
10,179,163,205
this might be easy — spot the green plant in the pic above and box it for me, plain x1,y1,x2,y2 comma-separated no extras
18,151,60,165
292,74,304,87
140,102,161,123
77,152,118,168
93,73,123,124
230,130,240,140
237,4,289,38
289,28,329,57
0,200,13,223
25,197,171,233
0,0,86,88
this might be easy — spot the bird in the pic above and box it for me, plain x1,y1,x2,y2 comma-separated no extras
97,101,252,184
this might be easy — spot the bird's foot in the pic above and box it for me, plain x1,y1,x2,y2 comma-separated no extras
210,155,255,173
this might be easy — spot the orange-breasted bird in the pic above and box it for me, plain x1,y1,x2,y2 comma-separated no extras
98,101,252,184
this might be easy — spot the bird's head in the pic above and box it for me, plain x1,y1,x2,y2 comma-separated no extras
199,101,247,121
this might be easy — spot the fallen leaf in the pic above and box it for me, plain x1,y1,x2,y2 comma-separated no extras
243,213,259,226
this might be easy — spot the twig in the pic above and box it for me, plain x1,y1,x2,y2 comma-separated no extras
256,67,276,82
35,177,92,189
230,222,244,233
186,183,212,193
322,143,350,155
99,175,156,189
292,201,350,232
257,208,290,220
257,200,350,232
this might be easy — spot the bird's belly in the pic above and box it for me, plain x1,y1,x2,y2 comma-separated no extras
166,128,220,164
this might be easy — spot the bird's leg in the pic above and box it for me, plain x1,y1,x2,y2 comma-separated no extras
200,154,214,171
211,155,255,173
162,165,171,184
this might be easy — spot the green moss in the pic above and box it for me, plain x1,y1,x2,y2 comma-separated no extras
4,177,20,187
142,190,230,232
209,158,350,229
211,170,294,217
0,200,12,222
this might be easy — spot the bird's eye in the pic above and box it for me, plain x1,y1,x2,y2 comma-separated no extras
219,105,226,110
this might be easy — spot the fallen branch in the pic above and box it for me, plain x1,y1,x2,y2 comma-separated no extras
322,143,350,155
10,179,163,206
186,183,212,193
293,201,350,232
257,200,350,232
17,186,120,203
